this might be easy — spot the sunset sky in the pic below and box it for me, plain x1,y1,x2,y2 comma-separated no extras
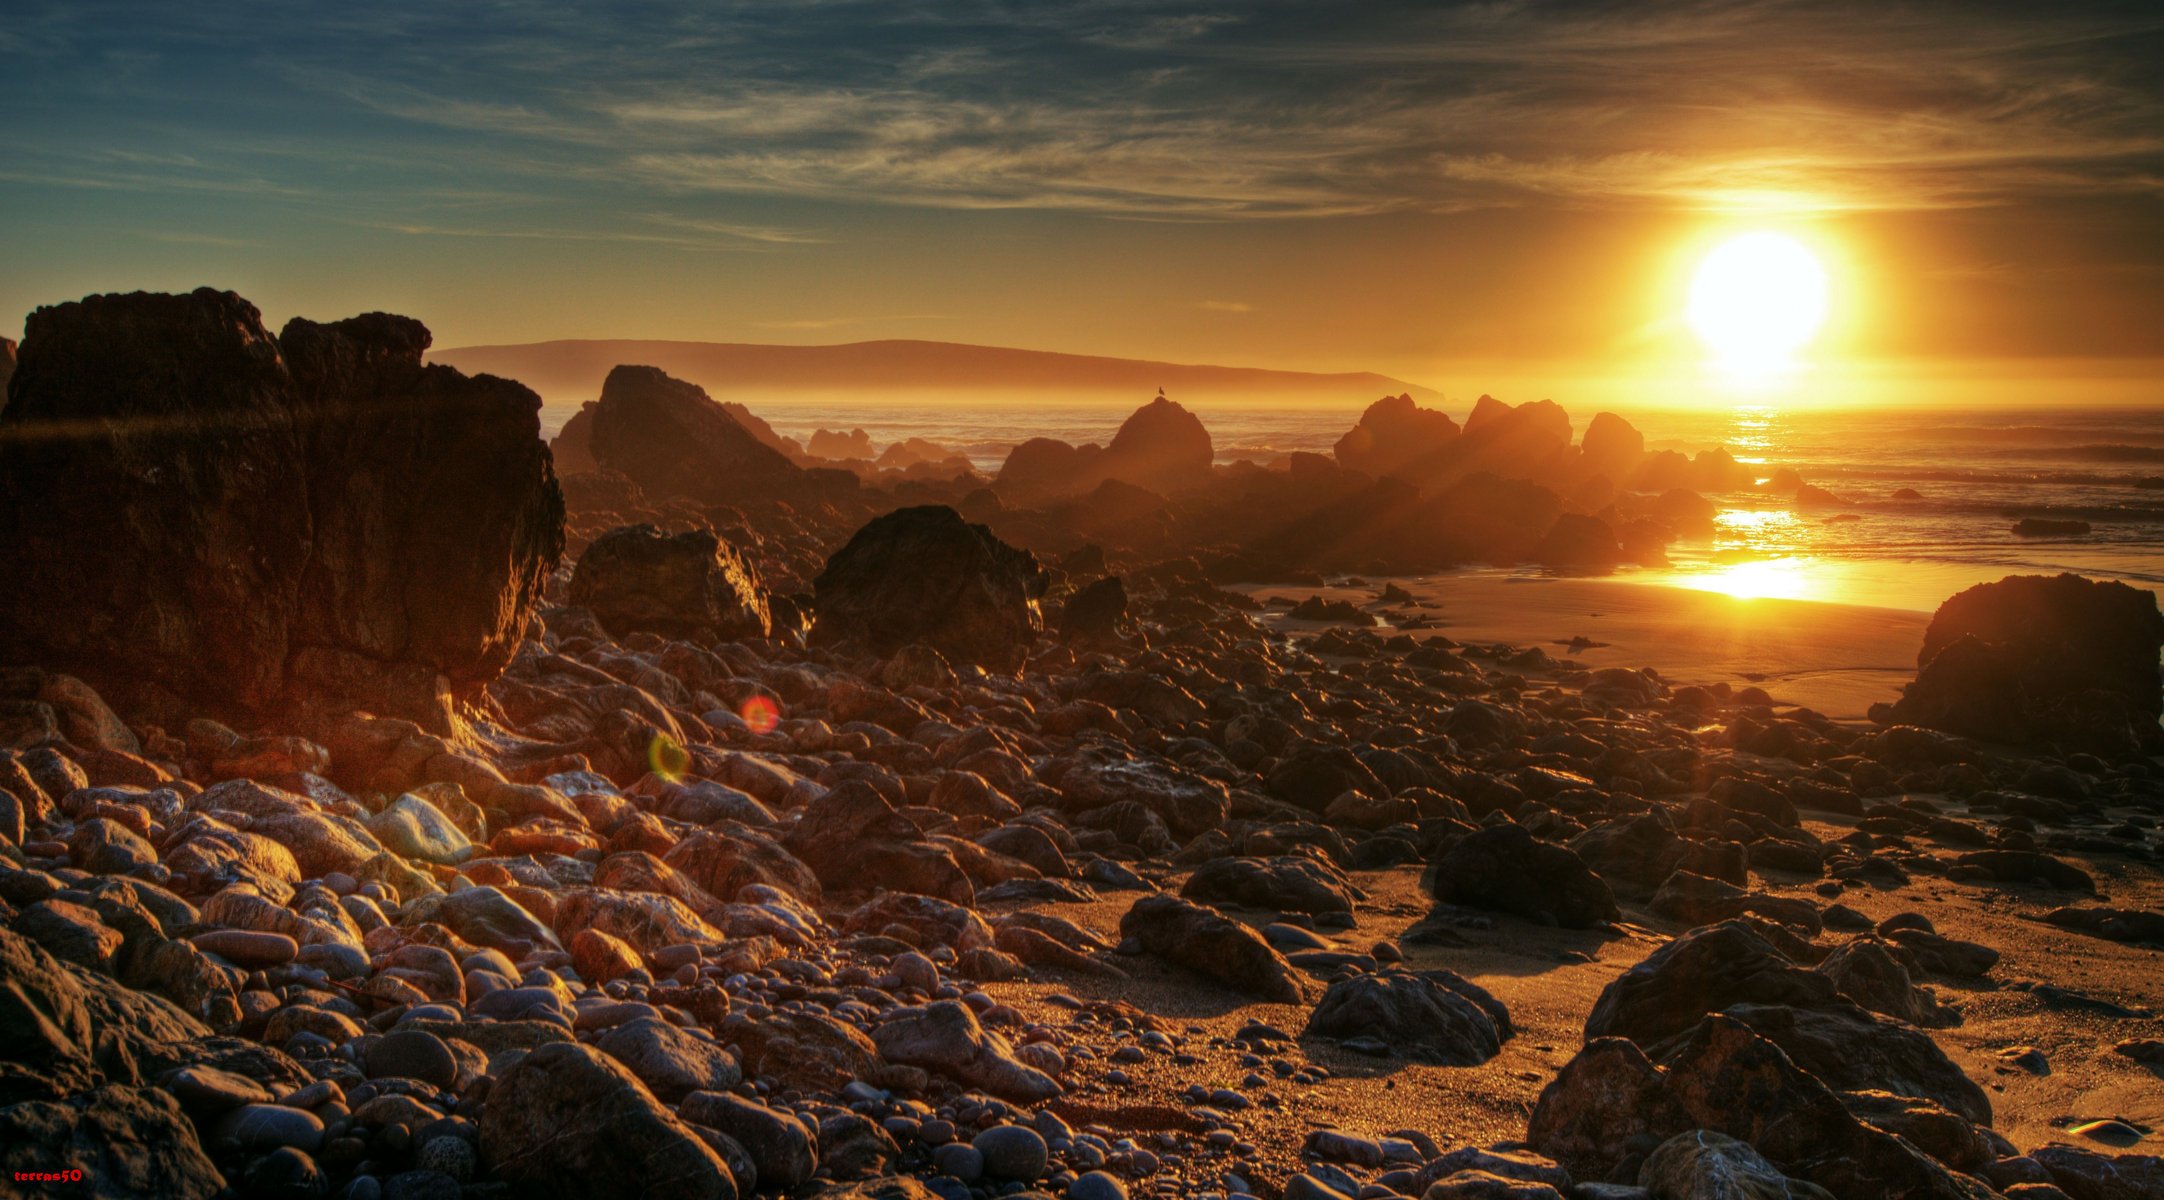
4,1,2161,400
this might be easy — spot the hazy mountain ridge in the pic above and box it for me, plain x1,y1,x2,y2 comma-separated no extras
429,337,1441,404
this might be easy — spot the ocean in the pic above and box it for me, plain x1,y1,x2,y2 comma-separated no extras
546,397,2164,614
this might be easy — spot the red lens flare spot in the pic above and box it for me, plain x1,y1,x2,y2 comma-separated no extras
739,695,781,735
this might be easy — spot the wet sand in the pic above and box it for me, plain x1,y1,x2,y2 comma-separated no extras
1241,571,1932,720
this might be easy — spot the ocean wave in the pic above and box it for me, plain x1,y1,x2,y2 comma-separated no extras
1987,444,2164,462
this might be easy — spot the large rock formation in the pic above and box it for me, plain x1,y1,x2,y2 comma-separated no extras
1333,393,1459,477
0,289,564,732
812,506,1048,672
1102,395,1212,493
568,524,771,642
586,364,810,505
1882,573,2164,754
0,336,16,415
994,394,1212,505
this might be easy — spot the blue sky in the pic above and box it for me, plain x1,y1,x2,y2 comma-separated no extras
3,1,2161,379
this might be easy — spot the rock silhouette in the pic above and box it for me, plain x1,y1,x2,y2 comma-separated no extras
587,364,810,505
0,288,562,732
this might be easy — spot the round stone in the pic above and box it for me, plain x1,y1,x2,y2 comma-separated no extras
362,1030,458,1090
973,1124,1049,1180
932,1143,985,1182
413,1132,478,1184
212,1104,326,1154
240,1146,326,1200
1069,1171,1129,1200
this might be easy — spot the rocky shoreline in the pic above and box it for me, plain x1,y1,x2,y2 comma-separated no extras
1,288,2161,1200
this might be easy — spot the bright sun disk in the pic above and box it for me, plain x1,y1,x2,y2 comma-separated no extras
1687,231,1828,373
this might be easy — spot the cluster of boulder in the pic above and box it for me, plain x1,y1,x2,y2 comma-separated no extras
2,287,2160,1200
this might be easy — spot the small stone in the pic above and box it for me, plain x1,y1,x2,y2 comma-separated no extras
933,1143,986,1182
363,1030,459,1090
973,1124,1050,1180
192,928,300,968
1069,1170,1129,1200
212,1104,327,1154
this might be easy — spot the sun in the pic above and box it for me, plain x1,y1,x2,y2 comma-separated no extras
1687,231,1829,373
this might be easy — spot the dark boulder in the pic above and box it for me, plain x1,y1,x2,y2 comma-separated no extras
1431,824,1617,929
481,1041,737,1200
1584,922,1835,1047
569,524,771,642
1882,573,2164,753
994,437,1099,507
1182,855,1358,916
1060,576,1129,646
1531,1016,1989,1197
587,364,807,505
0,289,562,733
1304,968,1511,1065
1117,895,1315,1003
812,506,1049,672
0,1084,224,1199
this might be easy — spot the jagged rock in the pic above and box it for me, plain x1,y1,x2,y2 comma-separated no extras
1585,922,1836,1047
812,506,1048,672
586,364,804,506
569,524,771,642
1118,895,1315,1003
481,1041,737,1200
1333,394,1459,477
1432,824,1617,929
1533,1016,1987,1197
1303,969,1511,1065
1883,573,2164,753
1817,938,1959,1028
869,1000,1061,1101
0,1084,224,1199
1182,855,1358,916
0,289,562,731
1637,1130,1833,1199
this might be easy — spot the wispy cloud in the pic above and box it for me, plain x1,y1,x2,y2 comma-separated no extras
1198,299,1253,313
6,0,2163,222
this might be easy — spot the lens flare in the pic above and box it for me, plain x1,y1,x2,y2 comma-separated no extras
739,694,781,735
647,733,691,782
